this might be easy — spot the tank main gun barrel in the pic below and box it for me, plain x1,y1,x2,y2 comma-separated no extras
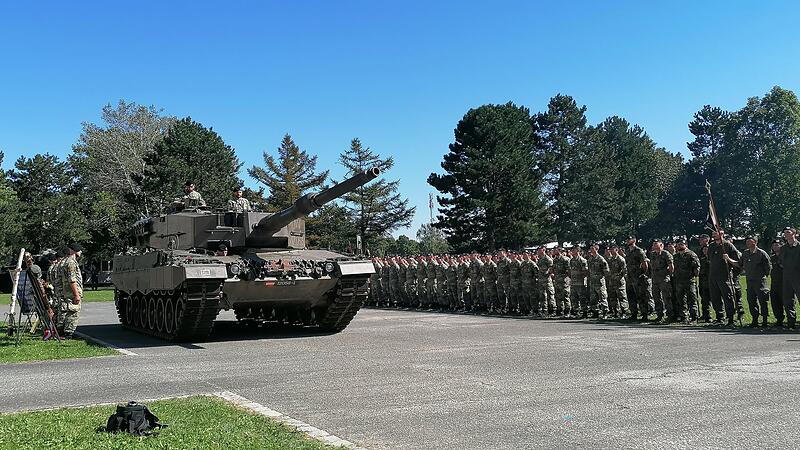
253,167,380,236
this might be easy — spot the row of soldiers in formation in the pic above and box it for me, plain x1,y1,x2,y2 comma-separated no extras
368,227,800,328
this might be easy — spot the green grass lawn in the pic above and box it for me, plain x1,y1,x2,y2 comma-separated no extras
0,396,342,450
0,289,115,305
0,331,116,364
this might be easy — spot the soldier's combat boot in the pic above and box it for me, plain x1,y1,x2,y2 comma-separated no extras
762,316,768,327
726,317,736,327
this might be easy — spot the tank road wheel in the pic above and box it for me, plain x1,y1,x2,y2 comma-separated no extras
137,295,148,328
174,296,186,333
164,298,175,335
125,293,134,325
147,296,157,330
155,297,166,333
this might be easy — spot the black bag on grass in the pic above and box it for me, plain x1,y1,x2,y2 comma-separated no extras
103,401,167,436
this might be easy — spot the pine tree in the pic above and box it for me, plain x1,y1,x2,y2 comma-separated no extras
429,102,549,252
337,138,415,247
248,134,329,210
141,117,242,210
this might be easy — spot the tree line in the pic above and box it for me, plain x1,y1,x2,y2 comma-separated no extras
0,101,415,264
428,86,800,252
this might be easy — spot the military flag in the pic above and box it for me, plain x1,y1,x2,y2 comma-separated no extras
705,180,721,232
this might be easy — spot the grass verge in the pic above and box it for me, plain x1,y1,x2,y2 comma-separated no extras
0,331,116,364
0,396,342,450
0,289,115,305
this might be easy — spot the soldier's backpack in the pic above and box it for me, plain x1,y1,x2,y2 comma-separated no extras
103,401,167,436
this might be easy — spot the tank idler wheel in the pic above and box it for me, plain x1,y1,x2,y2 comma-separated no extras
148,296,157,330
164,298,176,335
155,297,166,333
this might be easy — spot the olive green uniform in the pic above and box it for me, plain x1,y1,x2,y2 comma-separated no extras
569,255,589,316
673,249,700,321
606,254,628,316
552,255,571,315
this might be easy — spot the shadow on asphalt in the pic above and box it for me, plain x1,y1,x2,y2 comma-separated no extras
364,306,800,337
77,321,337,350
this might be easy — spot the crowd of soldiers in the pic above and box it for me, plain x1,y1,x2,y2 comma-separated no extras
368,227,800,328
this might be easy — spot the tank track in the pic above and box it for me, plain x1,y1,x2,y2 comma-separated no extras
115,279,223,342
317,275,370,332
233,275,370,332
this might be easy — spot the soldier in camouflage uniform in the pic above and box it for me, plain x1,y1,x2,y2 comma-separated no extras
416,256,428,308
446,257,459,309
483,255,499,313
672,238,700,323
587,243,609,318
625,236,654,321
509,255,523,314
405,258,418,307
520,253,537,315
397,259,408,307
370,258,383,306
536,247,555,316
61,243,85,337
435,257,449,308
426,257,439,309
568,247,588,318
552,247,571,316
770,240,784,327
739,236,772,327
387,258,400,306
457,256,471,310
470,254,485,310
496,252,512,313
605,246,628,318
698,235,712,322
48,247,67,333
649,239,674,322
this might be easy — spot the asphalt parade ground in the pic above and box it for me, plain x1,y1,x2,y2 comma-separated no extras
2,302,799,449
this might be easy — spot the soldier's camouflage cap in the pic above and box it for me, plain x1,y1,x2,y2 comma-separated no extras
675,237,686,244
698,234,710,239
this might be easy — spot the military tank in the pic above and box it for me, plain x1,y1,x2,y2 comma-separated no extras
112,168,380,341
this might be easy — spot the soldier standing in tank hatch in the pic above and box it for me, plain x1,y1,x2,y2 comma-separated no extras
552,247,571,317
228,187,252,212
672,238,700,323
770,239,784,327
179,181,206,208
738,236,772,327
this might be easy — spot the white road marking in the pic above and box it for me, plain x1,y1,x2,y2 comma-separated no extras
73,331,138,356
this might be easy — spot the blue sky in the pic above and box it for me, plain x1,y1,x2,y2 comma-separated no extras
1,1,798,236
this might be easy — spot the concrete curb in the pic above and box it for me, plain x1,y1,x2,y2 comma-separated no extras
214,391,367,450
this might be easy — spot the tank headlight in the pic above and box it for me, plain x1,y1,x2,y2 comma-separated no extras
324,262,335,274
229,262,242,275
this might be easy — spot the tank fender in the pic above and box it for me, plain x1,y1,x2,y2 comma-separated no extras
336,260,376,277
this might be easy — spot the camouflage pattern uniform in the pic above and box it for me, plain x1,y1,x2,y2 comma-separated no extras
381,262,391,305
587,253,609,316
606,253,628,316
698,246,712,320
48,257,65,330
470,258,485,309
552,253,571,315
741,246,772,325
496,256,511,312
426,259,438,308
388,260,400,305
446,260,458,309
771,249,784,325
60,254,83,335
483,259,499,311
405,260,418,306
537,254,555,314
520,257,537,314
457,259,471,310
397,261,408,306
625,243,654,319
416,259,428,307
370,260,383,305
650,249,674,320
569,254,588,316
509,257,523,313
708,239,741,322
436,260,449,307
673,248,700,321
